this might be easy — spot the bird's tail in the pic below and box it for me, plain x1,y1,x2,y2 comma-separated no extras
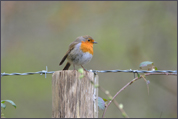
59,54,68,66
63,62,71,70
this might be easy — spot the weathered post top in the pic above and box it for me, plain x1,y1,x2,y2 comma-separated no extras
52,70,98,118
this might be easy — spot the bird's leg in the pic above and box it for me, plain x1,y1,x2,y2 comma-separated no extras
81,65,87,71
81,65,88,76
73,64,76,70
73,64,77,76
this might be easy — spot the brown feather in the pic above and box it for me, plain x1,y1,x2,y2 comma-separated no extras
59,42,78,66
63,62,71,70
59,55,67,65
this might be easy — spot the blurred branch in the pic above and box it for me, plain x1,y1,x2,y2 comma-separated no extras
88,72,129,118
99,86,129,118
102,72,175,118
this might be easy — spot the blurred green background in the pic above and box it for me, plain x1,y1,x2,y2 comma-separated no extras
1,1,177,118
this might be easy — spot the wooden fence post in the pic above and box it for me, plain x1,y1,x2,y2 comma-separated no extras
52,70,98,118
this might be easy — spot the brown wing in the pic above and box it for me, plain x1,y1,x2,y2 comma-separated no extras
59,42,78,66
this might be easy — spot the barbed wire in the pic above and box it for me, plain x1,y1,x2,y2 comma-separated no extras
1,66,177,78
91,69,177,73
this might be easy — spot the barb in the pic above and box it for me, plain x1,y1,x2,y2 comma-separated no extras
1,68,177,78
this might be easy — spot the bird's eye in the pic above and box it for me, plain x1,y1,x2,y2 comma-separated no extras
88,39,90,42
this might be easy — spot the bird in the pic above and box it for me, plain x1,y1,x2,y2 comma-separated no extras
59,35,97,71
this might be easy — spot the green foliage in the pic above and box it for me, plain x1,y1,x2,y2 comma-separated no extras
1,100,16,117
94,84,99,88
78,68,84,79
1,100,16,109
78,68,84,74
119,103,123,109
108,96,113,101
139,61,158,71
102,98,108,102
98,97,105,110
137,73,140,78
139,61,153,69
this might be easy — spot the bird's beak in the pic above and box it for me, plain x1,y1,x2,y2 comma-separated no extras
93,41,97,44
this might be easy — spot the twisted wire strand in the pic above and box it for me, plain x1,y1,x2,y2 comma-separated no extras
1,68,177,77
91,69,177,73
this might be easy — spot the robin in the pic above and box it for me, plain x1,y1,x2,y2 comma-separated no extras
59,35,97,71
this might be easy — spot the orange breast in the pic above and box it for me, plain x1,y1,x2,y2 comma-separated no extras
80,41,93,55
